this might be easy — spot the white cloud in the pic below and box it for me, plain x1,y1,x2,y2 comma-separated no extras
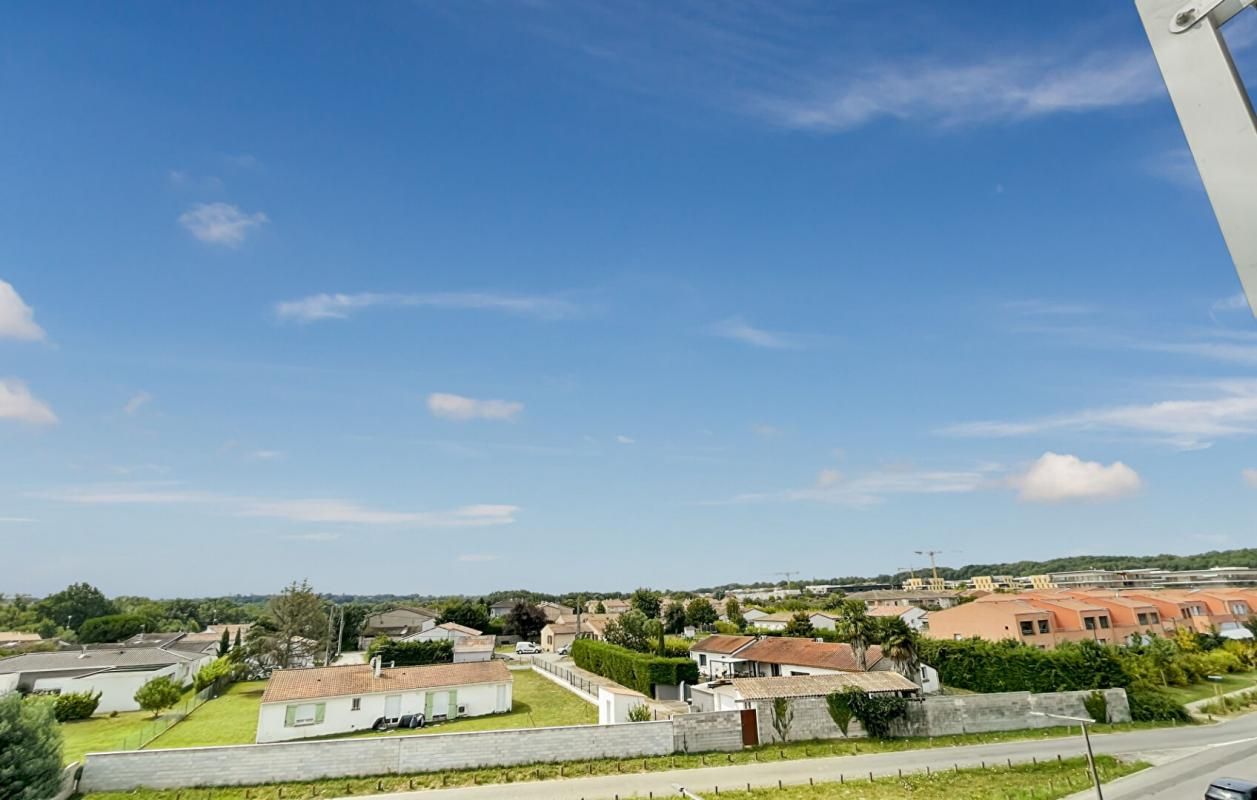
281,532,341,542
123,391,152,416
816,468,843,487
749,49,1164,132
0,517,35,523
1014,452,1142,503
710,317,800,349
427,393,523,422
0,280,46,341
179,202,268,246
1213,293,1252,313
34,484,214,505
274,291,580,322
941,380,1257,449
457,553,499,562
0,379,57,425
1244,468,1257,489
248,449,285,461
751,424,781,438
616,434,636,445
241,499,519,527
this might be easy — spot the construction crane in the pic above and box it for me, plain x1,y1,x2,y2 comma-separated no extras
914,550,945,582
775,571,800,589
1135,0,1257,312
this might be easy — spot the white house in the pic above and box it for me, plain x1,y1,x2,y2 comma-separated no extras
0,647,213,714
741,609,769,624
256,659,513,743
452,636,496,663
597,684,651,724
357,607,439,649
868,605,929,631
689,635,940,693
402,622,482,642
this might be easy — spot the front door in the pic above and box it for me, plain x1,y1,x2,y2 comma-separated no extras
384,694,401,722
430,689,450,718
740,708,758,746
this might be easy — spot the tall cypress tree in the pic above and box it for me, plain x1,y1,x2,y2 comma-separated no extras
234,628,242,651
218,628,231,657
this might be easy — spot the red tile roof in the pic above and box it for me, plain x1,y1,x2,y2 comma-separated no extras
737,638,883,671
261,660,511,703
691,635,756,654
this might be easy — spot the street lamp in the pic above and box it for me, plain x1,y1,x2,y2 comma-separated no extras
1029,711,1103,799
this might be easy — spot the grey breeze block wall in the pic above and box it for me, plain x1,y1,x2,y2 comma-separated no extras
672,710,744,753
79,721,676,792
750,688,1130,743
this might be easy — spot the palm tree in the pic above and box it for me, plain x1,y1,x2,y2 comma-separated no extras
880,618,921,684
839,600,873,671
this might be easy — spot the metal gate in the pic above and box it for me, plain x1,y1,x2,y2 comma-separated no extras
740,708,758,746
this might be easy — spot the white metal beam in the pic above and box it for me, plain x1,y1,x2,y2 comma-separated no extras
1136,0,1257,314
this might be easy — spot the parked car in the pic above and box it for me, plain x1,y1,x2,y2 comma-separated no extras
1208,778,1257,800
371,713,425,732
514,641,542,654
557,644,571,656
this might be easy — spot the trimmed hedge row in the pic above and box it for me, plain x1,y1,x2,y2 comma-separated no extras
916,638,1129,694
571,639,699,696
366,638,454,667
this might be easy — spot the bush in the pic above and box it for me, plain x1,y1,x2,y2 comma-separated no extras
1,693,63,800
1126,686,1189,722
366,638,453,667
571,639,699,696
1082,690,1108,723
78,614,149,644
917,638,1129,693
626,703,653,722
841,687,908,739
662,637,691,658
193,657,240,692
52,690,100,722
134,676,182,717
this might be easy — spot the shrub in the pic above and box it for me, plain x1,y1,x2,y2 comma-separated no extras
825,691,853,737
917,638,1128,693
366,638,453,667
770,697,794,742
1,693,62,800
134,675,183,718
1082,690,1108,724
52,690,101,722
78,614,149,644
1126,686,1189,722
193,657,240,692
626,703,653,722
842,687,908,739
662,637,691,658
571,639,699,696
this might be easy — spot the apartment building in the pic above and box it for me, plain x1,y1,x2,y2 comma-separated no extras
925,598,1058,647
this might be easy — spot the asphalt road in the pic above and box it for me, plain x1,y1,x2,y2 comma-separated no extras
340,714,1257,800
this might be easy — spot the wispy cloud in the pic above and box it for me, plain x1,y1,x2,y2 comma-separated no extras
167,170,224,192
427,393,523,422
1143,147,1204,190
123,391,152,416
720,463,1001,508
0,517,36,524
1213,293,1252,313
247,449,285,461
1013,452,1141,503
0,280,46,341
457,553,499,562
274,291,581,323
616,434,636,445
941,380,1257,449
0,379,57,425
710,317,801,349
179,202,268,246
31,483,519,528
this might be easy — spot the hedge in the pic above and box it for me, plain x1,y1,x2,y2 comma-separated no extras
52,690,100,721
366,638,453,667
571,639,699,696
916,638,1129,694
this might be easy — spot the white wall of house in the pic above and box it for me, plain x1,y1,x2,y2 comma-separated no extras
256,680,512,744
597,686,650,724
755,620,788,632
32,664,184,714
691,650,750,679
808,614,838,631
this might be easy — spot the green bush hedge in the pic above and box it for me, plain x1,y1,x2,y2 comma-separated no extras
916,638,1129,693
1126,686,1190,722
52,690,100,721
572,639,699,695
366,638,453,667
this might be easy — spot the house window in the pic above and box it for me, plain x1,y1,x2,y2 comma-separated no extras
351,698,361,711
1037,620,1050,634
953,634,962,641
285,703,324,727
1019,621,1035,636
1137,613,1148,626
1099,617,1110,629
1084,617,1096,630
699,654,707,667
1150,612,1159,624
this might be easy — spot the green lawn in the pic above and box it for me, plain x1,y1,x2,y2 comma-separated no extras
60,710,163,765
1162,671,1257,705
146,681,268,749
337,668,595,739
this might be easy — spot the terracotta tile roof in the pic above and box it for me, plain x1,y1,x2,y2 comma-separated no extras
737,638,883,671
435,622,482,636
868,606,918,617
453,635,496,652
261,660,511,703
691,635,756,655
730,671,919,700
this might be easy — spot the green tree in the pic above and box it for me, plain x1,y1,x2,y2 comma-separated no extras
0,693,63,800
770,697,794,742
36,582,115,633
630,588,662,619
245,580,327,669
134,675,183,717
784,611,815,638
78,613,147,644
825,691,854,737
604,609,654,652
218,627,231,657
594,600,607,614
724,597,745,630
842,686,907,738
662,603,687,634
503,602,548,640
438,600,490,632
233,627,243,652
685,598,719,629
838,600,873,670
881,618,921,683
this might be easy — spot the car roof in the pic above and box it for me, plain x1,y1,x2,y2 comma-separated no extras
1212,778,1257,791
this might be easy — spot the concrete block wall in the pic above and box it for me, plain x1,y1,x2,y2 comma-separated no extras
672,710,743,753
749,697,868,743
899,688,1130,737
79,722,675,792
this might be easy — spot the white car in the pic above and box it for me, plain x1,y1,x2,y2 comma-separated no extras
514,641,542,654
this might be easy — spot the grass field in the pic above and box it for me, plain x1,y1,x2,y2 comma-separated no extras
60,709,163,765
76,753,1144,800
1162,671,1257,705
146,681,268,749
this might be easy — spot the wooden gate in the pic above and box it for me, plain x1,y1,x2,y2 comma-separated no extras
740,708,758,746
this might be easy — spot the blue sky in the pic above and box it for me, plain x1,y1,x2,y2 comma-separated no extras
4,2,1257,598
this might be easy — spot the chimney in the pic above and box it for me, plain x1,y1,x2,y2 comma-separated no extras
370,655,382,678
